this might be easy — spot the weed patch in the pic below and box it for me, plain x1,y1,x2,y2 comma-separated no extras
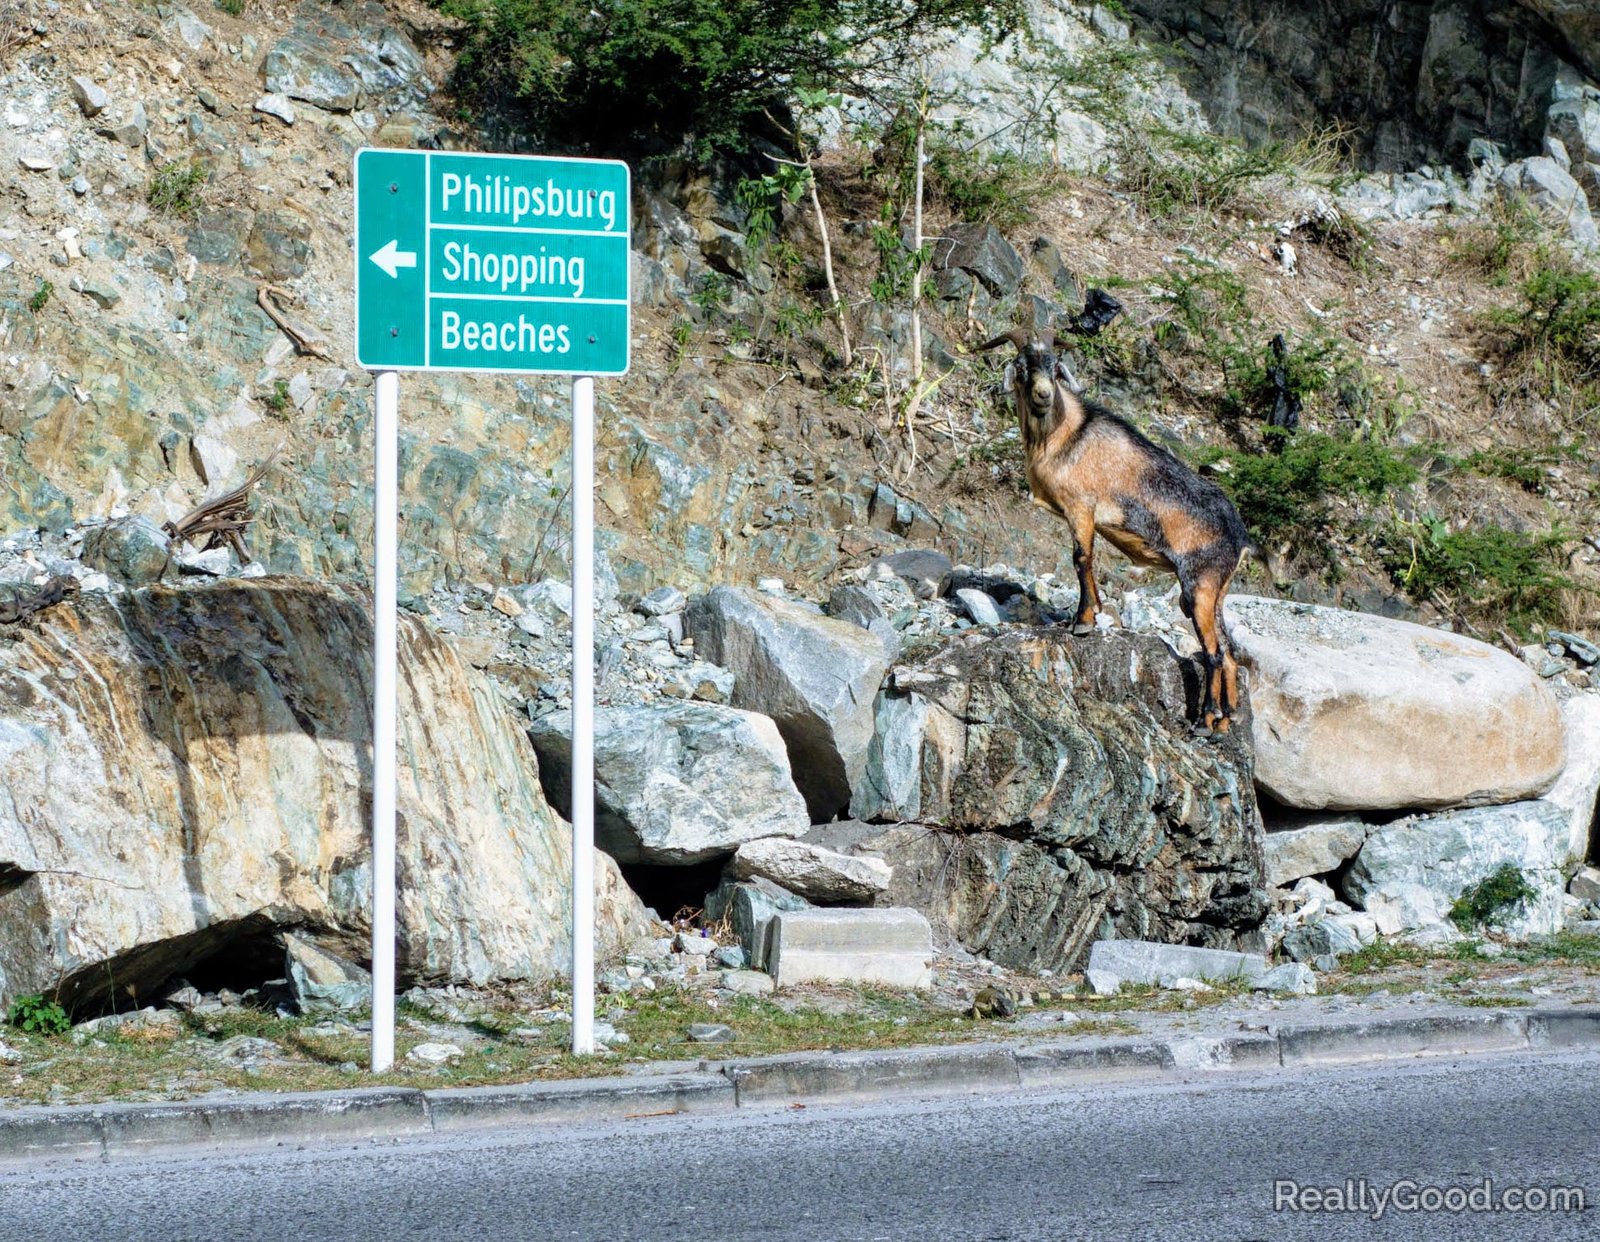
148,159,208,218
1448,864,1539,932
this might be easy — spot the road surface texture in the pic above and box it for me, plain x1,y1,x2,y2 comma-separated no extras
1,1049,1595,1241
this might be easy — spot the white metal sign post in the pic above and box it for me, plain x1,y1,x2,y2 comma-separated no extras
354,149,629,1069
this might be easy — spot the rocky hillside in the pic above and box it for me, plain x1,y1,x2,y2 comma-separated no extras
1,0,1599,1011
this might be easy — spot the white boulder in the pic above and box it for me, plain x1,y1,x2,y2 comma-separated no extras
1227,596,1566,811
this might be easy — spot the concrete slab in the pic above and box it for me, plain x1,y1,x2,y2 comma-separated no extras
767,908,934,989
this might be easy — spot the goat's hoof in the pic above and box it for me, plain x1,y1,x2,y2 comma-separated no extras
1071,622,1095,636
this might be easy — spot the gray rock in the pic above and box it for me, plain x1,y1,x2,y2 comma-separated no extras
1262,815,1369,887
246,210,312,281
69,276,120,310
719,968,773,996
516,579,573,619
636,585,686,616
729,837,892,903
954,587,1002,627
81,517,171,584
262,41,363,112
1085,940,1269,992
675,929,717,955
1252,962,1317,995
704,876,811,969
659,660,735,704
1342,800,1569,939
68,76,108,118
284,932,369,1013
171,11,211,50
529,701,809,864
827,584,888,630
847,631,1267,971
1281,917,1364,963
254,94,296,125
688,1022,735,1043
686,587,889,821
1501,156,1599,246
1571,866,1600,905
407,1042,463,1066
712,944,748,969
865,549,952,600
936,223,1025,297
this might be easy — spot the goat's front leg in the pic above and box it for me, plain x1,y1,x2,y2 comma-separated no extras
1067,503,1100,635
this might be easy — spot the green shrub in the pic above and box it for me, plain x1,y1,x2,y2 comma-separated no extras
7,993,70,1036
1486,263,1600,396
1449,864,1538,932
1115,128,1295,221
27,280,52,313
1446,197,1545,286
214,0,246,14
1382,515,1578,635
432,0,1026,153
148,159,208,217
1196,430,1418,543
1220,332,1344,419
924,133,1063,228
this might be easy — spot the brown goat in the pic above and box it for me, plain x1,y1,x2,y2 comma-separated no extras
980,327,1258,733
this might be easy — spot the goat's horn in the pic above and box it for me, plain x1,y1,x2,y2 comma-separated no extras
976,328,1029,352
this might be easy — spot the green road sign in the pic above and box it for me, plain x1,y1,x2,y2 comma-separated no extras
354,149,630,375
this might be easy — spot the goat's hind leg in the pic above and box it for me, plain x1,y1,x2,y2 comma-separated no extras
1187,574,1235,734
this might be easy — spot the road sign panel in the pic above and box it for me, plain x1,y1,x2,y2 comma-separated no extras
354,149,630,376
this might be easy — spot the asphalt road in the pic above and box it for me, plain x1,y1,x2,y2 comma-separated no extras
2,1051,1596,1242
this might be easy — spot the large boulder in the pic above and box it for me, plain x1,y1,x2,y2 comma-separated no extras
528,701,809,864
1227,596,1567,812
1341,800,1569,940
845,629,1268,972
0,582,649,1012
686,587,890,821
1545,693,1600,861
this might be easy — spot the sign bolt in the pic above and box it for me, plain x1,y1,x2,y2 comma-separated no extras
390,327,399,337
389,182,398,193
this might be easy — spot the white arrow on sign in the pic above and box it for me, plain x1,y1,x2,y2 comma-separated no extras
369,239,417,279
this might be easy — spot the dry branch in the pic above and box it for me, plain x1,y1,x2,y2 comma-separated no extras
257,284,332,359
163,450,282,563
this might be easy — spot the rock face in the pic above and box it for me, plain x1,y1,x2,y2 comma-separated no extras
686,587,889,821
0,582,648,1011
528,701,810,864
729,837,892,903
1228,596,1567,812
1341,800,1569,939
1125,0,1599,167
847,629,1268,972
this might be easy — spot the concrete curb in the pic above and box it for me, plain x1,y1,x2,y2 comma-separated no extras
1,1009,1595,1163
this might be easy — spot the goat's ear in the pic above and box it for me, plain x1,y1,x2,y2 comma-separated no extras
1003,360,1018,393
